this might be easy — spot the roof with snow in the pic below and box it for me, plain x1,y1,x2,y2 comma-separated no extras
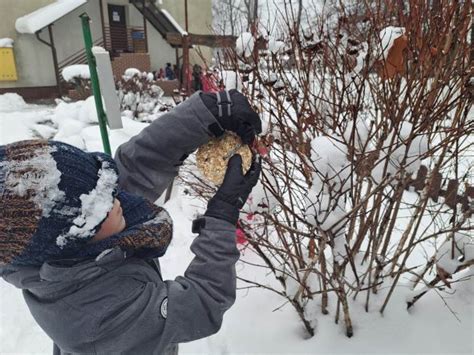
15,0,87,34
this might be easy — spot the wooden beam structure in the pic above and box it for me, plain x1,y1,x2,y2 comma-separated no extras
166,32,267,49
167,33,237,48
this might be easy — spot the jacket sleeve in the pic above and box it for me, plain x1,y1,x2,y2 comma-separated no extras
94,217,239,351
114,92,221,202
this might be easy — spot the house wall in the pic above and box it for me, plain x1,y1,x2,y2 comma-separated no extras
161,0,214,67
0,0,101,90
0,0,55,89
102,1,176,72
53,1,102,66
0,0,214,95
0,0,54,38
102,0,144,27
129,5,176,72
146,24,177,72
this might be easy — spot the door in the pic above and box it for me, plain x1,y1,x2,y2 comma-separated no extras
108,5,128,53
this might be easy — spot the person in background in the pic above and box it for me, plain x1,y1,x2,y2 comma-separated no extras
202,68,220,93
156,68,165,80
165,62,175,80
192,64,203,91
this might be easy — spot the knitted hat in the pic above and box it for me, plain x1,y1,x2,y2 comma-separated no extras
0,140,172,268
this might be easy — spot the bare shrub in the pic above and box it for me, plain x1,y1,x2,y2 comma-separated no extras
184,0,473,337
67,77,91,100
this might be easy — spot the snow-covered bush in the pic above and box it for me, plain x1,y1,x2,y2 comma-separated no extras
183,0,473,338
61,64,91,100
116,68,167,121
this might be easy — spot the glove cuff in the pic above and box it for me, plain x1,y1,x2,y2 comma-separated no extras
216,90,233,119
200,92,226,138
200,91,233,117
204,197,240,226
200,92,218,117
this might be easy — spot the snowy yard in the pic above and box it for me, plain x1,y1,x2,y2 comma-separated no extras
0,94,472,354
1,0,473,352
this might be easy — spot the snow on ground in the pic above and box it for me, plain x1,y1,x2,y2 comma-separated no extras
0,94,472,354
0,94,55,144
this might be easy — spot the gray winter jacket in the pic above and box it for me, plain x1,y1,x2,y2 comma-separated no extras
1,93,240,354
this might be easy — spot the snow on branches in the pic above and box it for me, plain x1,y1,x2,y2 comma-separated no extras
184,0,473,339
436,233,474,276
117,68,166,121
236,32,255,57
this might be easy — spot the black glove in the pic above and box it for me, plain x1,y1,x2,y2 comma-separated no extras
201,89,262,144
204,154,262,225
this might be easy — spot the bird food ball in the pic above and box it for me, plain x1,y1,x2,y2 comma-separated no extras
196,133,252,185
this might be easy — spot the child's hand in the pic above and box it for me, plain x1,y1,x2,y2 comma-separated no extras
201,90,262,144
204,154,261,225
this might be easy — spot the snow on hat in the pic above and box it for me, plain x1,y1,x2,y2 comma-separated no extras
71,189,173,262
0,140,118,267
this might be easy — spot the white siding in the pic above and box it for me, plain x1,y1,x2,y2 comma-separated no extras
129,4,176,72
0,0,101,88
53,1,102,65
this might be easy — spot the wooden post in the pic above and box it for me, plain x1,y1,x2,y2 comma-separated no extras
142,0,148,52
183,0,190,95
182,34,190,95
175,47,180,87
99,0,106,47
184,0,189,32
48,25,61,96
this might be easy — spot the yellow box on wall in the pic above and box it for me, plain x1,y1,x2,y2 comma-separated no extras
0,48,18,81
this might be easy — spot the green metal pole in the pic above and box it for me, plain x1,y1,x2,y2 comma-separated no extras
80,13,111,155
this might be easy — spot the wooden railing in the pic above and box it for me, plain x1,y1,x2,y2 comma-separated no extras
58,25,147,78
104,26,147,54
58,37,105,75
130,0,181,47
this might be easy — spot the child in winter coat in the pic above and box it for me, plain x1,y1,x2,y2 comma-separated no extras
0,90,262,354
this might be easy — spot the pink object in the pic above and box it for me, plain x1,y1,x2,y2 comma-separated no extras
257,145,269,156
202,73,220,93
158,69,164,79
236,227,247,244
251,140,270,157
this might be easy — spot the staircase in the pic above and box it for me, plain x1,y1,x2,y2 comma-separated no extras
57,0,177,99
58,27,151,99
58,38,105,79
130,0,182,47
57,37,105,97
